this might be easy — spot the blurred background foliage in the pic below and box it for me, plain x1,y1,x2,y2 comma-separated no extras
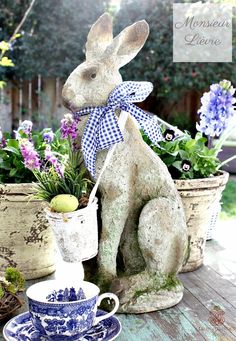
115,0,236,122
0,0,235,131
0,0,106,80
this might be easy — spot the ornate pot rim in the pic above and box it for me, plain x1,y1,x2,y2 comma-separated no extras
0,182,35,194
174,170,229,190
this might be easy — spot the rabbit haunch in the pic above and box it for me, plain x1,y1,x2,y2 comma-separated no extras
62,13,187,313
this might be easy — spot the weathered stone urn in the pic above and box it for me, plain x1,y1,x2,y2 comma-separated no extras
175,171,229,272
0,183,55,279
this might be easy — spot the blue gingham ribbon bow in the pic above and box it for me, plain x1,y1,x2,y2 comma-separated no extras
74,81,162,178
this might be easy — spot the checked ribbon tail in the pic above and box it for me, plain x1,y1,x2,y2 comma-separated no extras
128,104,162,145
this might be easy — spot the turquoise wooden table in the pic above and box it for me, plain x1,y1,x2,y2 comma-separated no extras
1,218,236,340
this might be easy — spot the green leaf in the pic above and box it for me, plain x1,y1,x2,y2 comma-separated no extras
185,139,196,150
9,168,18,177
0,283,4,298
0,161,11,170
172,161,182,171
0,81,6,89
7,139,19,148
4,146,21,156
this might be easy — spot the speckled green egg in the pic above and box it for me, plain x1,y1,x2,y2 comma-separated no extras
50,194,79,213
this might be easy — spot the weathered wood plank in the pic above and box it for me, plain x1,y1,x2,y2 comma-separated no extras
155,309,206,340
117,309,205,341
178,287,236,341
117,314,173,341
194,265,236,308
180,272,236,338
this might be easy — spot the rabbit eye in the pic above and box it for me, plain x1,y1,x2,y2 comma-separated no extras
81,67,98,80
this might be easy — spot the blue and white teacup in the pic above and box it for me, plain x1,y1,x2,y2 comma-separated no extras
26,280,119,339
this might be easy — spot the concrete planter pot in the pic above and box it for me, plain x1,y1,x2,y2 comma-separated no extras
174,171,229,272
0,183,55,279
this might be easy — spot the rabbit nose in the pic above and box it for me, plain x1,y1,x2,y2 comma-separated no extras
62,86,75,109
62,86,75,101
62,97,72,110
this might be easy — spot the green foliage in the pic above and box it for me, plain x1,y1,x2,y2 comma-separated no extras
221,180,236,219
0,128,68,183
0,283,4,299
142,129,221,179
115,0,236,104
0,37,18,87
0,267,25,297
34,149,92,203
0,0,106,80
5,267,25,294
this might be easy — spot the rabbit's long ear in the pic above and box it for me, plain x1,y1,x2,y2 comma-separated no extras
86,13,113,60
105,20,149,69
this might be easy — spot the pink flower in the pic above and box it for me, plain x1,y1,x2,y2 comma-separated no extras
20,140,41,170
45,146,64,177
60,113,79,140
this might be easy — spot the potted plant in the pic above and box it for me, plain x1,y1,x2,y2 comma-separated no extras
18,114,97,272
0,267,25,321
142,80,236,272
0,122,68,279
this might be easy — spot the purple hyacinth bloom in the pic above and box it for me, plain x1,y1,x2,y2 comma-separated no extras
60,113,79,140
43,129,54,144
18,120,33,135
45,146,64,177
45,146,58,166
197,80,236,138
20,140,41,170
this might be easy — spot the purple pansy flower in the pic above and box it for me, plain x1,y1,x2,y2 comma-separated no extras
163,129,176,141
18,120,33,135
197,80,236,138
43,129,54,144
181,160,191,172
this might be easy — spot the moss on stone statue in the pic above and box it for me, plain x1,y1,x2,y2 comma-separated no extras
133,273,181,299
159,274,181,291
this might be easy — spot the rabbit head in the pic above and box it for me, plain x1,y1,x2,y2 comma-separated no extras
62,13,149,111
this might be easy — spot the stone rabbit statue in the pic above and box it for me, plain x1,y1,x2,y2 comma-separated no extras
62,13,187,313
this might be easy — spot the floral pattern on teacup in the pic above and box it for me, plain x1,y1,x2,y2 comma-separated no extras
46,287,86,302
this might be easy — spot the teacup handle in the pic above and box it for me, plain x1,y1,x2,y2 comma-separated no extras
93,293,119,325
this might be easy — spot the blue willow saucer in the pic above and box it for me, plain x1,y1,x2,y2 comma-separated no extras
3,310,121,341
